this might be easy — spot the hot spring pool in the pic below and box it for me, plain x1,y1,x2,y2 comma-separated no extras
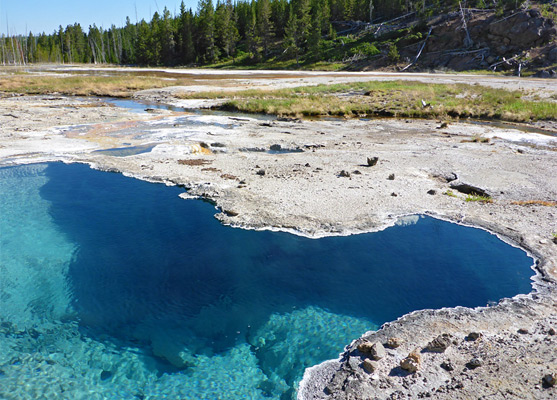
0,162,534,399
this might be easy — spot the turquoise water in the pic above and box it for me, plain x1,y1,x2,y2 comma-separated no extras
0,163,534,399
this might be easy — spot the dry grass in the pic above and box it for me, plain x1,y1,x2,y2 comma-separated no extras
0,74,181,97
511,200,557,207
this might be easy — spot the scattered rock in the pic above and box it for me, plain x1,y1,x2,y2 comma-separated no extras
178,159,211,166
548,328,556,336
449,181,491,197
391,192,398,197
339,170,351,178
358,341,386,360
517,328,529,334
357,340,374,354
466,332,482,341
387,173,395,180
437,122,449,129
367,157,379,167
362,359,379,374
441,360,454,372
400,357,419,373
466,358,483,369
223,209,239,217
353,170,362,175
211,142,226,148
426,333,453,353
256,169,266,176
270,144,282,151
427,189,437,195
400,349,422,373
369,342,386,360
542,373,556,388
386,337,404,348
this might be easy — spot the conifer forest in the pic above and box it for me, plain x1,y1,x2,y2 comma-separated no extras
1,0,526,67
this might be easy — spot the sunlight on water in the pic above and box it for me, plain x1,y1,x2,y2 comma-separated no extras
0,163,534,400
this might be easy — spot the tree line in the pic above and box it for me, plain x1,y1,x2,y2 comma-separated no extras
0,0,525,66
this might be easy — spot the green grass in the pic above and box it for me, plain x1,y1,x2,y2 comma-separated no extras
465,194,494,203
181,81,557,123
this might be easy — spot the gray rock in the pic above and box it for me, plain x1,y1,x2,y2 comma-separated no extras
441,360,454,372
427,189,437,195
542,373,556,388
357,341,386,360
369,342,386,360
339,170,351,178
426,333,453,353
387,173,395,180
466,332,482,341
367,157,379,167
449,181,491,197
256,169,266,176
466,358,483,369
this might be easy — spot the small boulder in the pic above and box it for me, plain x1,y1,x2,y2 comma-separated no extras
401,349,421,373
466,358,483,369
427,189,437,195
426,334,452,353
466,332,482,341
357,341,386,360
362,359,379,373
441,360,454,372
256,169,266,176
339,170,351,178
401,357,419,373
367,157,379,167
386,337,404,348
387,173,395,180
542,373,556,388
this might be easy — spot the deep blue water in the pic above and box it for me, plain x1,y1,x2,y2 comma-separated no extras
0,162,534,399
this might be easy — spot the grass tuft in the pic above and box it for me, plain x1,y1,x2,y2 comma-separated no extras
465,194,494,203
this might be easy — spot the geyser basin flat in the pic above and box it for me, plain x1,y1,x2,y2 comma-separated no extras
0,163,534,399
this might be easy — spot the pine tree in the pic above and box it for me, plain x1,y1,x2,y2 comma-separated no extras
257,0,274,57
196,0,218,63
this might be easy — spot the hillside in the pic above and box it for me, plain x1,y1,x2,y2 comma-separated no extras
346,3,557,77
1,1,556,76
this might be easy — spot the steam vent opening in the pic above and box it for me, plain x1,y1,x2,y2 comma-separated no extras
0,162,534,399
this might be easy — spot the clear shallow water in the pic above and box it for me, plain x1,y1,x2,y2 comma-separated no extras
0,163,534,399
